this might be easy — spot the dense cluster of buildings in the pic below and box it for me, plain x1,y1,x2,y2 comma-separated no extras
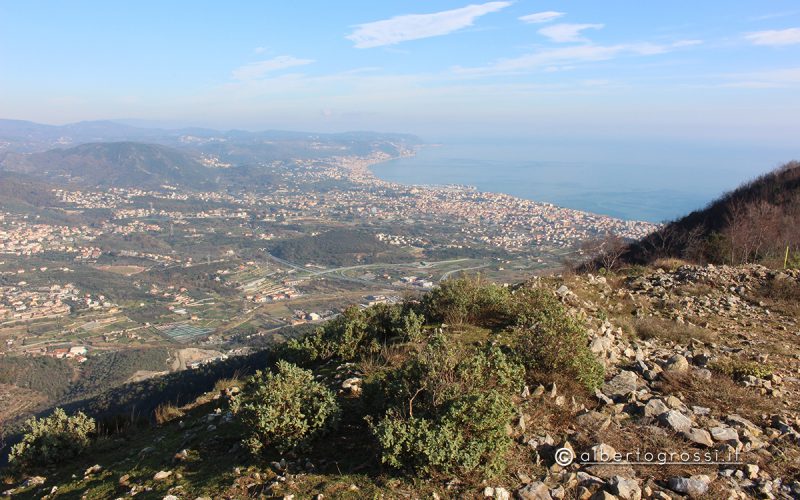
0,284,73,323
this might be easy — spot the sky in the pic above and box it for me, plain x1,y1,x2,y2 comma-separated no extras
1,1,800,149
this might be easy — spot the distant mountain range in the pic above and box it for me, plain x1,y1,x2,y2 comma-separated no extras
0,119,421,156
0,119,421,189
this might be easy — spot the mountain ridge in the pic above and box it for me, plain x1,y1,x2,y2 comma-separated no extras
0,142,215,189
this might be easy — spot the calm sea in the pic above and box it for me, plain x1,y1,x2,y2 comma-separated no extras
372,140,797,223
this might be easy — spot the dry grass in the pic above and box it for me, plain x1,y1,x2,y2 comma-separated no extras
212,375,242,393
656,372,778,421
755,277,800,316
153,402,184,425
651,258,691,271
633,317,716,344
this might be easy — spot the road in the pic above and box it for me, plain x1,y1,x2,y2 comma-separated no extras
263,252,477,287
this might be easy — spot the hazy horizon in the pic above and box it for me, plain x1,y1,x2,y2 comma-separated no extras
2,1,800,150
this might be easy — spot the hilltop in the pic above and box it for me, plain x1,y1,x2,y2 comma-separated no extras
1,262,798,499
0,142,215,189
614,161,800,269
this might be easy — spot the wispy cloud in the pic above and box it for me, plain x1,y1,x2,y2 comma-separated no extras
748,11,800,22
744,27,800,46
538,23,604,43
455,40,697,76
232,56,315,81
716,67,800,88
671,39,703,47
345,1,511,49
519,11,564,24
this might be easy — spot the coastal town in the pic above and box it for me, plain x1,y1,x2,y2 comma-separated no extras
0,144,659,423
0,148,657,356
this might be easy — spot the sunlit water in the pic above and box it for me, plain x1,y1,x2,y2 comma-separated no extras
372,140,797,222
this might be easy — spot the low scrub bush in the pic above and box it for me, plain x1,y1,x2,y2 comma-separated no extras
368,334,523,476
710,358,773,380
422,275,513,326
8,408,96,469
760,277,800,302
283,303,424,364
513,288,604,391
372,390,514,476
231,360,340,455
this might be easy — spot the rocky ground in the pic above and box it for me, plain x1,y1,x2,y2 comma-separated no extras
524,263,800,499
2,263,799,499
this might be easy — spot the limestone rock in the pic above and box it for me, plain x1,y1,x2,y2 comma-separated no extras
518,481,553,500
659,410,693,434
667,475,711,498
603,371,639,399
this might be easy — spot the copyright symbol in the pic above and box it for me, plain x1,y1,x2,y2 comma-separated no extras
554,447,574,467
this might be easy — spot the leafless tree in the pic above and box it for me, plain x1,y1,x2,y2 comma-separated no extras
582,232,627,271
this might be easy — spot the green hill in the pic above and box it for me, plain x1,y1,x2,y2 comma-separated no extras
0,142,215,189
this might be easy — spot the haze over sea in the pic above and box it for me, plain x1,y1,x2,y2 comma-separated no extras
372,138,799,223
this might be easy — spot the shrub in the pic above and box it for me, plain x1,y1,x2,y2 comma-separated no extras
710,358,773,380
458,343,525,395
8,408,96,469
371,389,515,476
283,303,424,364
513,287,604,391
231,361,340,455
422,275,513,326
368,334,523,476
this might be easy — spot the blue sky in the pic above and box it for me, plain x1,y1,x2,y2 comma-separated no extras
1,1,799,148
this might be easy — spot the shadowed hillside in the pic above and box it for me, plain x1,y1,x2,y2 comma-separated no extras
600,161,800,268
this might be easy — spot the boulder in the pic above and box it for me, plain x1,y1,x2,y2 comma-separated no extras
341,377,362,395
603,371,639,399
664,354,689,373
643,398,668,418
683,428,714,447
590,491,617,500
518,481,553,500
609,476,642,500
84,464,102,476
659,410,692,434
710,426,739,442
484,486,510,499
153,470,172,481
591,443,618,462
667,475,711,498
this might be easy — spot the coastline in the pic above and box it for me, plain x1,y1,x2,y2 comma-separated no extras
328,150,658,251
359,148,656,225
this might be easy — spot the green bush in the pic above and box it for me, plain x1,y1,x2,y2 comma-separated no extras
368,334,523,476
513,288,605,391
283,303,424,364
372,390,514,476
458,343,525,395
422,275,513,326
710,358,773,380
8,408,96,469
231,361,340,455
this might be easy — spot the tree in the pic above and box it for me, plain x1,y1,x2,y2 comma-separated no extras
581,232,627,271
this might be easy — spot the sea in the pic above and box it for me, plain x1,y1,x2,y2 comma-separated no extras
372,139,798,223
